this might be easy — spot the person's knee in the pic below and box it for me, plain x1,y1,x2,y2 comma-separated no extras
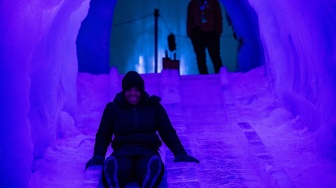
102,156,119,188
142,155,163,188
104,156,135,187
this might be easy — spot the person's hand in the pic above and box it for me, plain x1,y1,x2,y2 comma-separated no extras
174,154,200,163
85,155,105,169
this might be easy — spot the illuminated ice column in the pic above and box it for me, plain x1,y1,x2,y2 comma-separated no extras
28,0,86,160
220,0,265,72
76,0,117,74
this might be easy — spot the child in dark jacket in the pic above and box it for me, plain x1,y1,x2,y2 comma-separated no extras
86,71,199,188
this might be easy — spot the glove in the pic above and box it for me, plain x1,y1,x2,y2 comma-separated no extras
174,154,200,163
85,155,105,169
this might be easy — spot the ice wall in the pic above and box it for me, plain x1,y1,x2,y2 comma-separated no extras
0,0,87,186
249,0,336,156
1,1,36,186
221,0,265,72
77,0,116,74
28,0,85,159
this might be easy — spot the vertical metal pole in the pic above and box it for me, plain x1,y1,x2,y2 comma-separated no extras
154,9,159,73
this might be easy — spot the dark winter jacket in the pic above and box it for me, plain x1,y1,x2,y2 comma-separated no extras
187,0,223,37
93,91,187,157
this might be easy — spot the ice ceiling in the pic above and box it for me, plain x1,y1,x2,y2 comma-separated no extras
0,0,335,187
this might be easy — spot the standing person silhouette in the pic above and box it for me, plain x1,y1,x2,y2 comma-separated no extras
85,71,199,188
187,0,223,74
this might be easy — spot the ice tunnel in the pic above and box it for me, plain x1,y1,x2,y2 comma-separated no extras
1,0,335,187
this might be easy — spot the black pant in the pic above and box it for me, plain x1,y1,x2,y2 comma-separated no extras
191,28,223,74
102,154,164,188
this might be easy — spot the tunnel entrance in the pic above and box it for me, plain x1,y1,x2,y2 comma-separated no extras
110,0,238,74
76,0,264,75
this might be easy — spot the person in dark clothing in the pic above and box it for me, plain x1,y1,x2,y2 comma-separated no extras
86,71,199,188
187,0,223,74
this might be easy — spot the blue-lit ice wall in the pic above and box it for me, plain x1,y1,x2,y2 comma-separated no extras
1,1,36,186
28,0,85,160
250,0,336,156
221,0,265,72
1,0,87,186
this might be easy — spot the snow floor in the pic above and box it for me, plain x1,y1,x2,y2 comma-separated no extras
29,66,336,187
